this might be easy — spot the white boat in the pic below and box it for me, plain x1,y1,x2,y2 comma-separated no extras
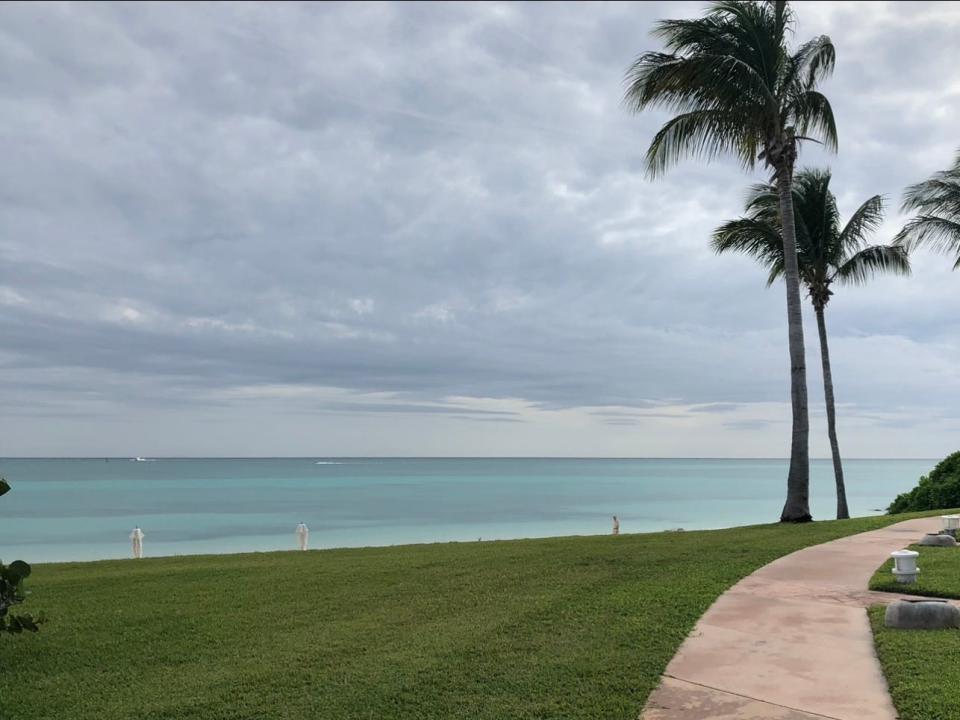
131,457,152,462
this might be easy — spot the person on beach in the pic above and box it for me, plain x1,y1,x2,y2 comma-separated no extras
130,526,144,559
296,522,309,551
612,515,620,535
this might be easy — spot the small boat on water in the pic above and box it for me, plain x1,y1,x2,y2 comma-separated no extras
130,457,154,462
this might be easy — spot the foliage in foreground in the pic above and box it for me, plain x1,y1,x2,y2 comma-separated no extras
0,511,946,720
870,606,960,720
896,149,960,268
888,451,960,514
869,544,960,599
0,479,41,635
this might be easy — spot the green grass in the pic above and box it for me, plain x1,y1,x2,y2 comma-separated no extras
868,540,960,720
869,544,960,598
870,606,960,720
0,511,947,720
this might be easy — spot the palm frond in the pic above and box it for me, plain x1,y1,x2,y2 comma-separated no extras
837,195,884,254
897,151,960,263
901,177,960,217
894,216,960,257
712,216,785,287
643,109,757,177
834,245,911,286
715,165,897,302
624,0,836,178
712,217,783,258
782,35,835,96
742,182,780,218
624,51,777,117
765,262,786,287
705,0,788,89
790,169,834,261
790,90,838,152
651,15,732,55
901,151,960,213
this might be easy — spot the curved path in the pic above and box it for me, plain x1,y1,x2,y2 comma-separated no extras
641,515,952,720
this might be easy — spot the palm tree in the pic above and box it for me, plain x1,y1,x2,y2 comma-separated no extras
895,151,960,265
714,169,910,519
624,1,838,521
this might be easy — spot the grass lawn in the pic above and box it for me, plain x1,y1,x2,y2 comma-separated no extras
869,543,960,598
869,606,960,720
868,541,960,720
0,511,949,720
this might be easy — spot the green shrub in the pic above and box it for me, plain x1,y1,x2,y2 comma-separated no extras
0,478,42,635
888,452,960,513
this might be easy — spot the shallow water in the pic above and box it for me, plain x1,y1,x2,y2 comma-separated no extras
0,457,934,562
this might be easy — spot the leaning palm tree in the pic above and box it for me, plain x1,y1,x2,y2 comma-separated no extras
624,0,838,521
895,151,960,265
714,169,910,519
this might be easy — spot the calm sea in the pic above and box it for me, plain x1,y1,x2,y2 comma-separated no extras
0,457,934,563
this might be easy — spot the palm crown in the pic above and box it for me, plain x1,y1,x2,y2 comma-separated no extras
623,0,837,178
896,150,960,268
713,169,911,307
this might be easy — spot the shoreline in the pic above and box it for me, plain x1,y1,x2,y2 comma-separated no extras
26,512,888,566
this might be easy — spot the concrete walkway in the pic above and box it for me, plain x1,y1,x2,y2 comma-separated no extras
641,516,952,720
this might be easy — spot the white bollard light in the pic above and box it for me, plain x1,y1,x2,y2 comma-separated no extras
941,515,960,531
891,549,920,584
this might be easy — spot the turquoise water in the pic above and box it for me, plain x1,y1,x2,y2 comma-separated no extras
0,457,934,563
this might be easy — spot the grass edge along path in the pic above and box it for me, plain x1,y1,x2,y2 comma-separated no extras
869,543,960,599
1,510,952,720
869,606,960,720
868,535,960,720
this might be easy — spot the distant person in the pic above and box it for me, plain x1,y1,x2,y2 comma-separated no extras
612,515,620,536
130,526,145,559
296,522,309,551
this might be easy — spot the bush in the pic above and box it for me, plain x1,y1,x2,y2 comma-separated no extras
888,452,960,514
0,479,42,635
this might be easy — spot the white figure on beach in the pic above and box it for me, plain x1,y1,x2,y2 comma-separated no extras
296,522,309,551
612,515,620,536
130,526,145,559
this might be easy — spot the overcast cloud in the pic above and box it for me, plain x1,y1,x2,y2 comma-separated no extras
1,1,959,457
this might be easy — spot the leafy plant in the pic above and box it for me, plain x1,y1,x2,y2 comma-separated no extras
895,150,960,266
0,479,43,634
888,452,960,514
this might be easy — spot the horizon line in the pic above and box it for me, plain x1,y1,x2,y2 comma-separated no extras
0,456,940,461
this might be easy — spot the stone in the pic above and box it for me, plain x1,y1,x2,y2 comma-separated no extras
884,600,960,630
920,532,958,547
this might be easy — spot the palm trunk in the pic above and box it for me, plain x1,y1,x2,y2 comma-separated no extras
814,304,849,519
777,168,812,522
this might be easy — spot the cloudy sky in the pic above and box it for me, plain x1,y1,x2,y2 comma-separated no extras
1,1,959,457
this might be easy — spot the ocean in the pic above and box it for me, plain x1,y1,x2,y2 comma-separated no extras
0,457,934,563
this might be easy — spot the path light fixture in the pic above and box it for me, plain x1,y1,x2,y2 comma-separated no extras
891,549,919,583
941,515,960,537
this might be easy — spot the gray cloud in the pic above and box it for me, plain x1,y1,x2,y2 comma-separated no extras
1,1,959,456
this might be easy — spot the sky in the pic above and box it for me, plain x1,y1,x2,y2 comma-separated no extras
1,1,959,458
